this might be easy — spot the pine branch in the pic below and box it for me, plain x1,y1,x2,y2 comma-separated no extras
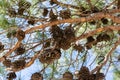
91,37,120,73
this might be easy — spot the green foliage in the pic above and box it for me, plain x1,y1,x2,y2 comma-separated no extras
0,0,9,14
0,66,4,74
0,14,17,30
0,0,9,7
0,15,10,29
113,70,120,80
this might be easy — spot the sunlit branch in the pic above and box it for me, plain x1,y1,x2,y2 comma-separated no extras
25,12,120,34
76,26,120,41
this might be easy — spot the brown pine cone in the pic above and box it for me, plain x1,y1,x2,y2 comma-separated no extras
3,59,11,67
15,46,25,55
0,42,4,51
50,49,61,59
12,59,26,70
89,74,96,80
39,48,61,64
95,73,105,80
87,36,95,43
39,49,53,64
58,39,71,50
96,33,110,42
16,29,25,41
50,25,63,42
79,66,90,80
64,26,75,43
101,18,108,24
63,71,73,80
50,0,57,5
60,10,71,19
7,72,16,80
28,19,35,25
18,7,25,15
73,44,84,52
49,9,57,21
31,72,43,80
43,8,48,16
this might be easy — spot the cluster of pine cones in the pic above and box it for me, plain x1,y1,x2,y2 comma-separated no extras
3,59,26,71
78,66,104,80
85,33,111,49
60,66,104,80
50,25,75,50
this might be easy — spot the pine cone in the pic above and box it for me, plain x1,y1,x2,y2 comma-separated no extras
95,73,105,80
61,78,73,80
118,55,120,61
60,10,71,19
89,20,96,25
3,59,11,67
43,8,48,16
0,42,4,51
58,39,71,50
87,36,95,43
79,66,90,80
96,33,110,42
31,72,43,80
117,0,120,9
49,9,57,21
12,59,26,70
85,36,96,49
73,44,84,52
92,6,99,13
64,26,75,43
101,18,108,24
63,71,73,80
39,49,53,64
86,42,92,49
28,19,35,25
15,46,25,55
50,25,63,42
43,41,51,48
18,8,25,15
39,48,61,64
89,74,96,80
50,0,56,5
50,49,61,59
7,72,16,80
16,29,25,41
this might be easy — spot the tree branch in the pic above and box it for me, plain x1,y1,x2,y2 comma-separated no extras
76,26,120,41
1,9,120,63
0,41,21,62
25,12,120,34
91,37,120,74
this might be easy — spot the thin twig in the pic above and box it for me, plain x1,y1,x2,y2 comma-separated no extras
91,37,120,74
